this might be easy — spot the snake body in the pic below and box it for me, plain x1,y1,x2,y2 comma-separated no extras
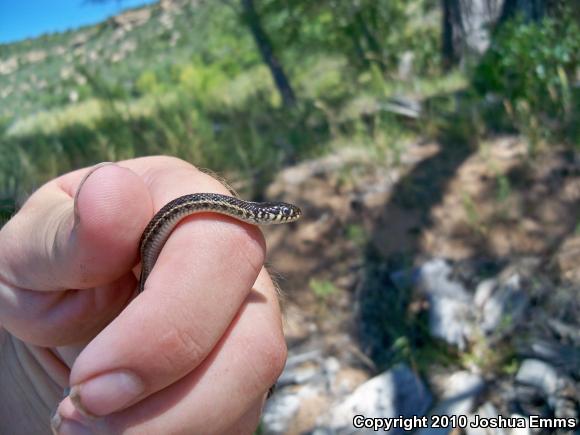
138,193,301,293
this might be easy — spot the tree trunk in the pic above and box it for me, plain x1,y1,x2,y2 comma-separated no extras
441,0,505,68
442,0,463,68
240,0,296,107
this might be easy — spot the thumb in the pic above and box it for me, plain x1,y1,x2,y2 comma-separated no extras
0,163,152,346
0,163,151,291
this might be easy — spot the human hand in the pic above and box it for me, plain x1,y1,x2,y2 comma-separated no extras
0,156,287,434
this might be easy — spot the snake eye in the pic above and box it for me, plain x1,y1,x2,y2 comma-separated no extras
281,206,291,216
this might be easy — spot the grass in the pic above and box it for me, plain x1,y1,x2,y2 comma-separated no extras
0,54,323,193
461,327,518,375
310,279,339,304
461,191,487,236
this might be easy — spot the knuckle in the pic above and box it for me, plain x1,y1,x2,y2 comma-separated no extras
154,317,206,370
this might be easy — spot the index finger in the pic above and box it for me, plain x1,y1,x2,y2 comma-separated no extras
69,156,267,417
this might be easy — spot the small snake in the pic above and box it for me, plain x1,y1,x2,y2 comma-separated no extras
138,193,302,293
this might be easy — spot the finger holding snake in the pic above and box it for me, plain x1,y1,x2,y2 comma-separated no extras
0,156,298,434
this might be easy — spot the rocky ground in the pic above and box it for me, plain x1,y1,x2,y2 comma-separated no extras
259,137,580,434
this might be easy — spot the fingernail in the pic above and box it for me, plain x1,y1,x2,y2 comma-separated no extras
71,371,145,417
52,411,94,435
55,419,94,435
74,162,117,224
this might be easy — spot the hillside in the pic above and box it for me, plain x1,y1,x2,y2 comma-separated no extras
0,0,257,119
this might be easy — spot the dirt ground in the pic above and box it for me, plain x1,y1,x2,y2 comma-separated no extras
263,134,580,347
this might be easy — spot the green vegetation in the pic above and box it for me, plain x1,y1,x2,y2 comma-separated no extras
461,191,486,236
473,12,580,150
2,1,575,207
309,278,339,303
0,0,446,204
345,224,367,248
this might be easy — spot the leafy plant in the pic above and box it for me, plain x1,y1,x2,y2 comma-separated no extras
309,278,339,303
178,63,229,105
461,328,516,374
136,70,163,95
473,14,579,145
346,224,367,248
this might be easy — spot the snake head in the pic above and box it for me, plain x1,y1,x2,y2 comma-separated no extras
256,202,302,224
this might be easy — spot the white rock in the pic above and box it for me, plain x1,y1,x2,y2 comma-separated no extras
515,359,559,397
479,274,528,335
419,259,473,349
417,371,484,435
262,384,319,435
318,365,431,434
474,278,497,308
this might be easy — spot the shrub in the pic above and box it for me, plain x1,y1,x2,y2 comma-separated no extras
136,70,162,95
178,63,228,105
473,15,579,138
